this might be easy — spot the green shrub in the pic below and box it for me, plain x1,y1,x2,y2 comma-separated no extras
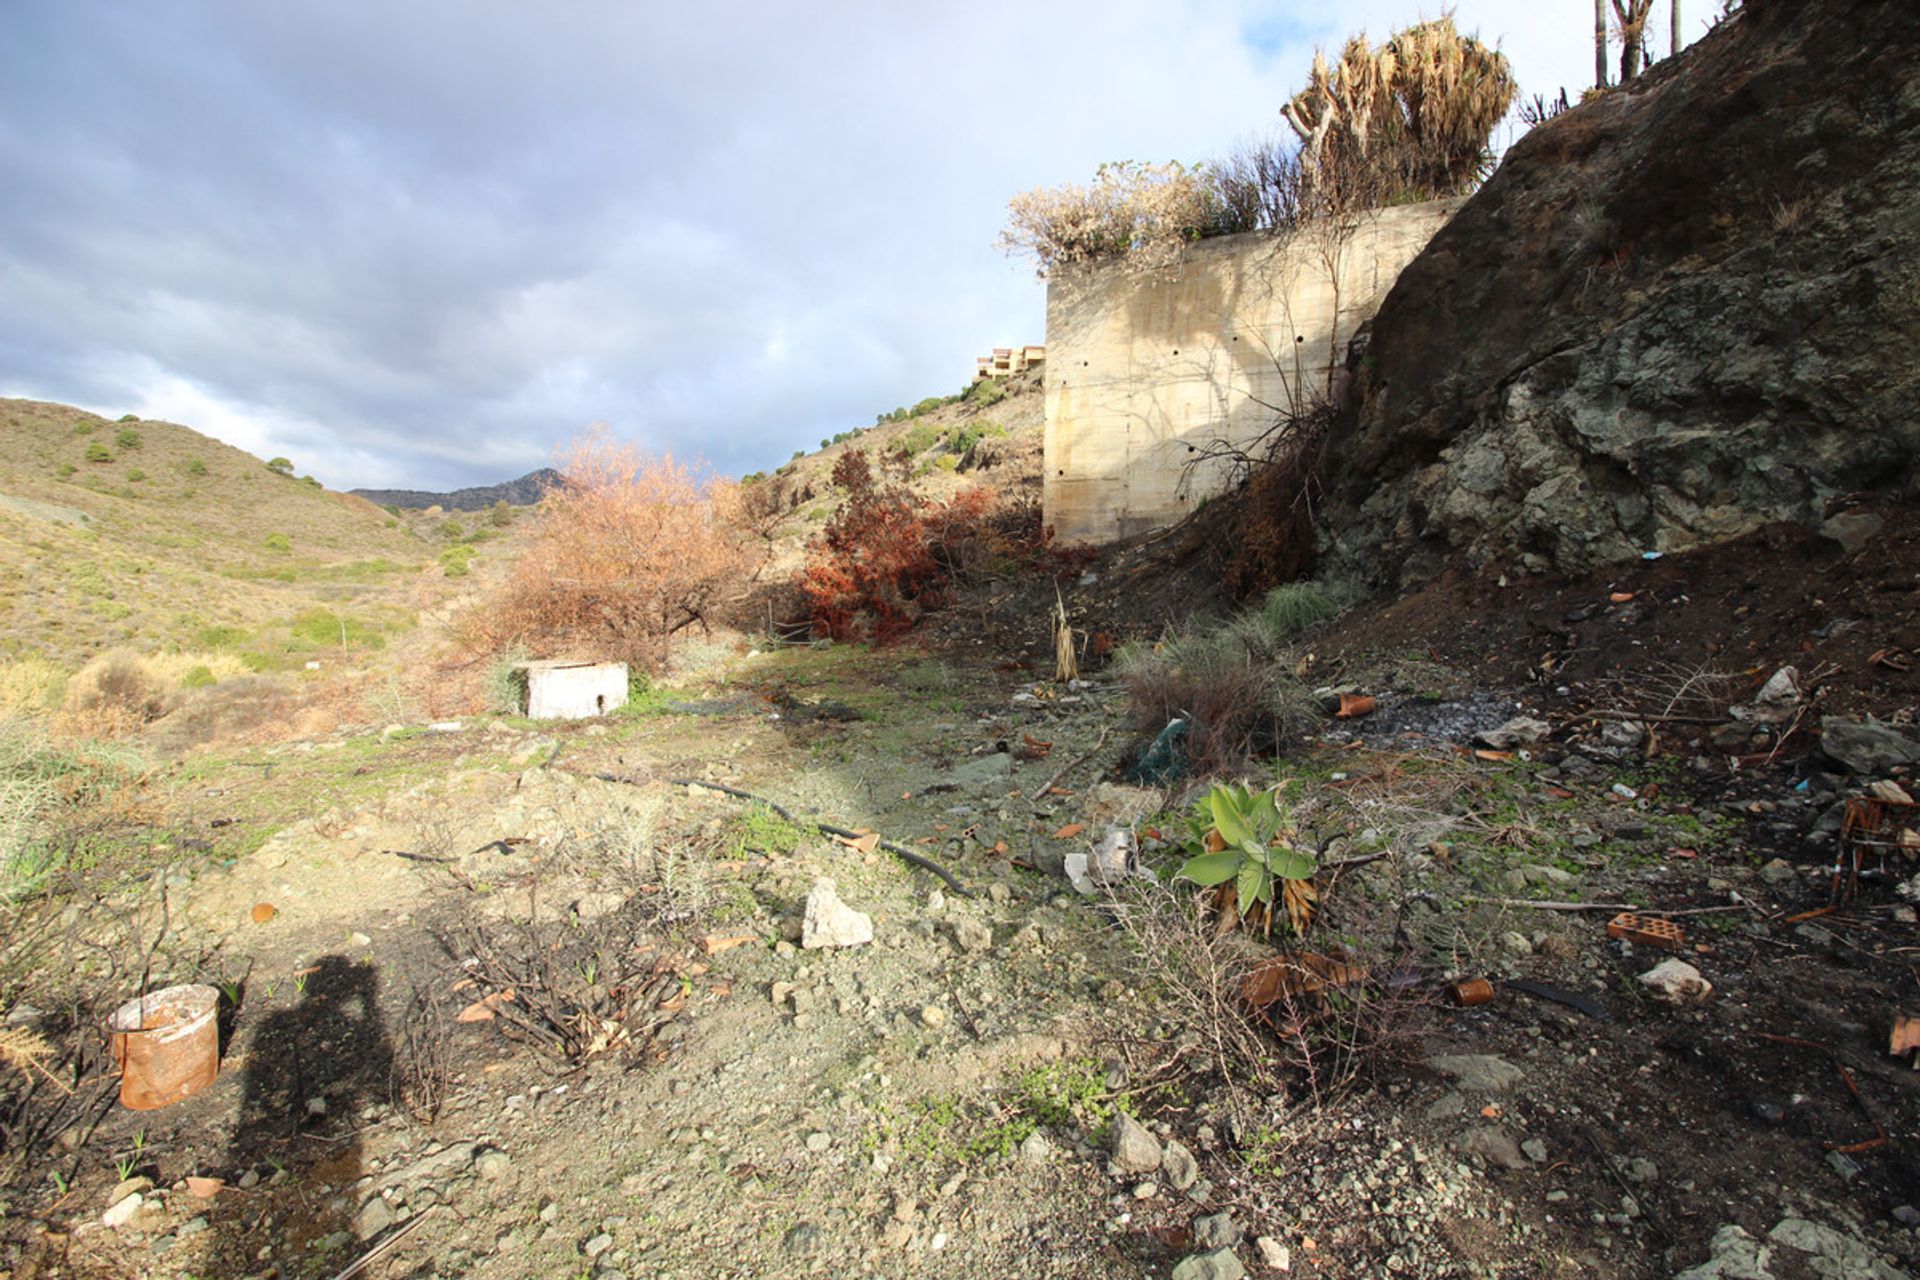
0,721,139,900
266,457,293,476
126,469,146,483
943,427,984,456
180,664,216,689
935,455,960,471
186,458,207,476
440,545,475,578
84,443,111,464
262,532,292,554
57,463,75,478
729,803,804,858
73,422,95,436
965,378,1008,408
114,428,141,449
289,608,386,651
117,414,139,423
441,519,465,541
195,625,249,650
301,475,322,488
489,499,513,527
484,645,529,714
1175,783,1319,933
1226,582,1350,656
894,423,940,457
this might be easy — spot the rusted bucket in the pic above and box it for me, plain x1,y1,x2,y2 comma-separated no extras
108,984,219,1110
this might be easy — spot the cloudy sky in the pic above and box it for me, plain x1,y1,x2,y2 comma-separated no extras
0,1,1674,491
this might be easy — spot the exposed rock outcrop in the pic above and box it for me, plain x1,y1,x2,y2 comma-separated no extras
1319,0,1920,585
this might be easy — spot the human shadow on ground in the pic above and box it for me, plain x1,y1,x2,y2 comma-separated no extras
204,954,393,1276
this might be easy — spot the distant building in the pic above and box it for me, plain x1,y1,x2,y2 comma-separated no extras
974,344,1045,382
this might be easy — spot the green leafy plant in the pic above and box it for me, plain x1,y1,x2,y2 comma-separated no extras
262,532,292,554
114,428,141,450
84,443,111,464
1176,783,1317,934
266,457,293,476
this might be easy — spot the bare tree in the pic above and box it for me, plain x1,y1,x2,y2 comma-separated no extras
1596,0,1609,88
1611,0,1657,81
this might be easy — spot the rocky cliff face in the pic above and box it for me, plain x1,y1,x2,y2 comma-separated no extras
1319,0,1920,586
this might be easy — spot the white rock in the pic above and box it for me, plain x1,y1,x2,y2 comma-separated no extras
1478,716,1552,749
1255,1236,1290,1270
1746,666,1803,723
800,878,872,949
1639,959,1713,1006
102,1193,143,1228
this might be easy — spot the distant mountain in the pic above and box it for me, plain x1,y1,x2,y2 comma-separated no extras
350,468,560,512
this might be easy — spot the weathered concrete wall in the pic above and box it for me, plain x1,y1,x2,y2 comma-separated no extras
1043,201,1460,545
522,661,628,720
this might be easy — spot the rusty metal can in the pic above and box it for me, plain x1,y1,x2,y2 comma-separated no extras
1450,978,1495,1007
108,984,220,1110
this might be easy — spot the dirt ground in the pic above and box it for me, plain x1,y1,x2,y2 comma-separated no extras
7,499,1920,1279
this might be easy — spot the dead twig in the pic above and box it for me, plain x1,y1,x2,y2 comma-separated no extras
648,777,973,898
1465,898,1640,913
1036,725,1113,801
327,1203,436,1280
1755,1033,1889,1153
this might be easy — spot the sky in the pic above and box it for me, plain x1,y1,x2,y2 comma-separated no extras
0,1,1674,492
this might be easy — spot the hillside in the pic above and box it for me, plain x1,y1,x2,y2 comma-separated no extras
0,398,430,672
1318,0,1920,585
349,467,562,512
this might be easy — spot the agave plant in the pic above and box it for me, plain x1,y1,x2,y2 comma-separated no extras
1176,783,1319,935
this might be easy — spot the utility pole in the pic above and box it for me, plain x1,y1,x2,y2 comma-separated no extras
1595,0,1609,88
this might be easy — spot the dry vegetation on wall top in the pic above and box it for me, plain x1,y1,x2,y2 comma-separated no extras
1000,16,1515,277
0,398,430,714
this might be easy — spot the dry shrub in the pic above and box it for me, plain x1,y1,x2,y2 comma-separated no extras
1115,582,1344,776
1216,408,1334,600
1109,879,1427,1124
999,160,1222,277
1002,18,1514,279
51,650,249,738
460,429,754,670
0,658,68,718
58,650,168,736
1116,630,1318,776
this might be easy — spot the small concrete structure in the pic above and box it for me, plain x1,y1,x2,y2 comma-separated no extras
514,660,628,720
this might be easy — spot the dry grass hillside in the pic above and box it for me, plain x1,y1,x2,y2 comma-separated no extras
0,398,434,705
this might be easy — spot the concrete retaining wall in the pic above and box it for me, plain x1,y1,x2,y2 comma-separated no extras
1042,201,1459,545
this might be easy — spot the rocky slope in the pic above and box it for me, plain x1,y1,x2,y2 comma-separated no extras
1319,0,1920,586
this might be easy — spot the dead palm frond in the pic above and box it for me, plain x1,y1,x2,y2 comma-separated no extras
1283,16,1516,211
0,1025,71,1093
1052,589,1079,683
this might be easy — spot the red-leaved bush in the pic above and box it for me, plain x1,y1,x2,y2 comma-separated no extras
800,450,1090,642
